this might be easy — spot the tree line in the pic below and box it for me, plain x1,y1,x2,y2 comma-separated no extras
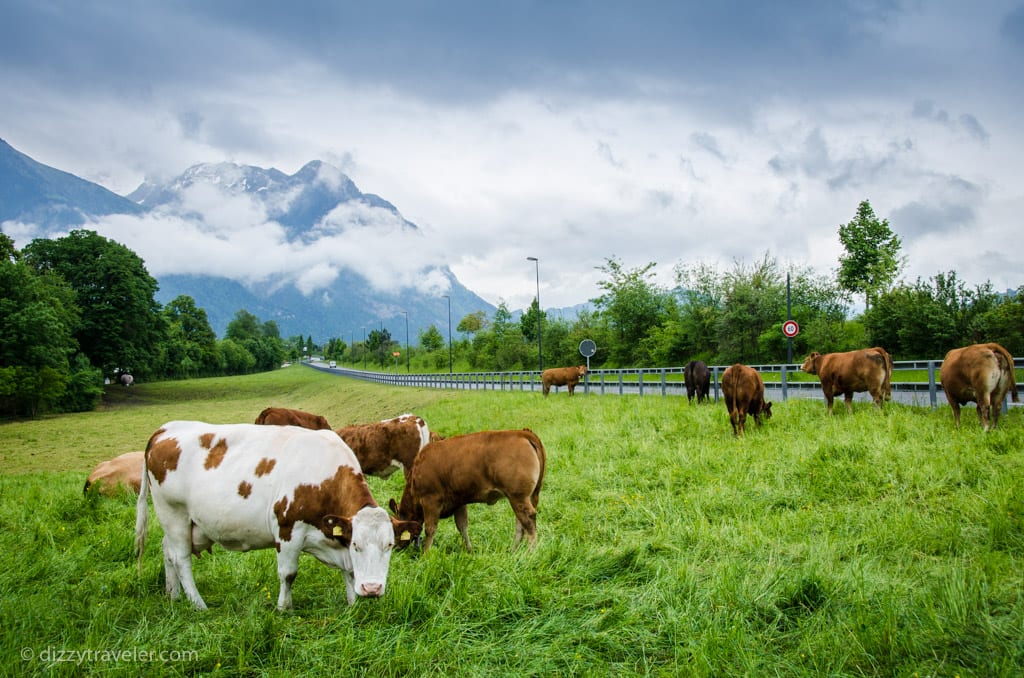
3,201,1021,416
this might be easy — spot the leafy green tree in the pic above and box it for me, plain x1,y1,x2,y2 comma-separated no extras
226,310,262,342
217,338,256,374
457,311,488,334
837,200,904,310
366,328,392,367
22,230,164,380
865,272,1005,359
975,287,1024,355
716,254,785,364
419,325,445,352
160,295,219,377
592,257,669,365
673,261,724,363
0,235,90,415
520,298,545,347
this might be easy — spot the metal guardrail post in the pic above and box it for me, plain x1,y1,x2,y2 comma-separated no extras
927,360,938,409
712,366,720,403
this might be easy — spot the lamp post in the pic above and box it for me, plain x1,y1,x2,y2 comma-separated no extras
527,256,542,372
443,294,453,373
362,327,366,370
349,330,354,366
402,311,410,372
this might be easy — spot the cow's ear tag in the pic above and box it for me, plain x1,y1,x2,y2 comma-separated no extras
400,530,411,541
332,525,344,536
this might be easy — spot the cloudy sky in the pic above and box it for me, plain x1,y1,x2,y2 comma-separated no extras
2,1,1023,311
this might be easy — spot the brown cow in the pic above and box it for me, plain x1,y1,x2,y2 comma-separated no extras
84,451,144,495
542,365,587,397
335,414,431,484
940,342,1019,431
800,348,890,414
721,364,772,437
684,360,711,404
868,346,893,400
255,407,332,430
389,429,546,552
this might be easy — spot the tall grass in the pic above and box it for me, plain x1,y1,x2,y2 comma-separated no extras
1,366,1021,676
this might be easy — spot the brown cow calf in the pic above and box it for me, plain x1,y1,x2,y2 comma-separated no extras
940,342,1019,431
721,364,772,437
84,451,144,495
255,406,332,430
800,348,889,415
542,365,587,397
335,414,431,484
389,429,546,552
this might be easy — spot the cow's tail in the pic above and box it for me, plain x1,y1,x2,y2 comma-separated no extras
134,441,153,573
991,343,1020,403
523,428,546,509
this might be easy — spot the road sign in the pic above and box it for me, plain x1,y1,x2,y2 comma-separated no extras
392,351,401,357
579,339,596,357
782,320,800,338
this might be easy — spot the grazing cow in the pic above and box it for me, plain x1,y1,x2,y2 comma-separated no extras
940,342,1019,431
389,429,546,552
684,360,711,404
120,373,134,387
83,451,144,495
721,364,772,437
335,414,431,484
542,365,587,397
800,348,890,415
134,421,420,610
255,406,332,430
868,346,894,400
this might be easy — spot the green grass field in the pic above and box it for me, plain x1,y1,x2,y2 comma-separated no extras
1,366,1022,676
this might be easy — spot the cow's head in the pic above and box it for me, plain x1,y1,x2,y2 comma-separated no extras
577,365,588,376
321,506,404,599
761,401,773,419
800,352,821,374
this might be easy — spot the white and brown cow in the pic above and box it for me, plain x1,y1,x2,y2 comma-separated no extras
83,451,144,495
721,364,772,437
134,421,420,610
334,414,430,485
389,429,546,552
255,406,332,430
800,348,890,415
542,365,587,397
940,342,1019,430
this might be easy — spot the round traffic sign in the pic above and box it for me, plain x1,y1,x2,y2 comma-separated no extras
579,339,597,357
782,320,800,338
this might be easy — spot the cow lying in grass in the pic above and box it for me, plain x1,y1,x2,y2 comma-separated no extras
255,407,332,430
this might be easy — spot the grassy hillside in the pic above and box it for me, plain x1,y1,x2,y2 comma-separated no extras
1,366,1022,676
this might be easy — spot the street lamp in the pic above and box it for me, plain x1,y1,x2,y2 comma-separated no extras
443,294,453,373
403,311,410,372
362,327,366,370
527,256,542,372
350,329,354,366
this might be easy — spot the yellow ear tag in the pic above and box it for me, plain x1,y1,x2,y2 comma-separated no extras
332,525,344,536
400,531,411,541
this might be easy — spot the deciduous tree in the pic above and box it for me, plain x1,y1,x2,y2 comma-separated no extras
837,200,904,310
